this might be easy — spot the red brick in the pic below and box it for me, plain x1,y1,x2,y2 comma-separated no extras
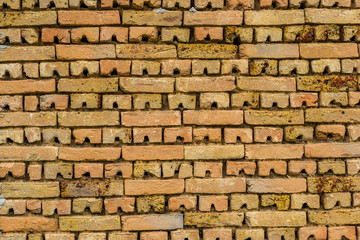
59,147,121,161
0,79,55,94
245,144,304,159
176,76,236,92
42,28,70,43
56,45,116,60
121,111,181,126
0,217,58,232
186,178,246,193
300,43,359,59
122,145,183,161
183,110,243,125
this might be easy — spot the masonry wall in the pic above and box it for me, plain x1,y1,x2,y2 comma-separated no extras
0,0,360,239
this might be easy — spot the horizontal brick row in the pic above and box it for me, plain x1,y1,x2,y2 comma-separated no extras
3,24,360,45
0,143,360,160
1,43,360,61
3,59,360,79
2,159,360,180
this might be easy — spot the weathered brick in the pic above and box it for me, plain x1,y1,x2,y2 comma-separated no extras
184,145,244,160
120,77,174,93
122,10,182,26
116,44,177,59
122,145,183,160
176,76,236,92
239,44,299,59
59,147,121,161
245,110,304,125
245,10,305,25
246,212,306,227
305,109,360,123
184,11,242,25
305,9,360,24
121,111,180,126
58,78,118,93
0,46,55,62
0,11,57,26
184,212,244,227
0,217,58,232
186,178,246,193
300,43,358,59
56,45,116,60
58,111,120,126
1,182,59,198
122,214,183,231
297,75,358,92
247,178,307,193
178,44,237,59
183,110,243,125
237,76,296,92
58,11,121,25
60,180,123,197
59,216,121,231
308,210,360,225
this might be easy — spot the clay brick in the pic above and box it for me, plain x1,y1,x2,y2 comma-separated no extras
0,79,55,94
184,11,242,25
194,27,223,42
279,60,309,75
60,180,123,197
0,217,58,232
308,209,360,225
75,163,104,178
56,45,116,60
184,212,244,227
129,27,158,42
247,178,306,193
171,230,199,240
194,162,222,178
58,111,120,126
28,164,42,180
237,76,296,92
315,124,346,140
59,147,121,161
104,197,135,213
291,194,320,209
102,128,132,144
122,10,182,26
100,60,131,76
1,182,59,198
123,145,183,160
117,44,176,59
58,11,120,25
105,163,133,178
288,161,316,175
177,44,237,59
186,178,246,193
73,129,102,144
300,43,358,59
221,59,249,74
71,93,101,109
125,179,184,195
227,161,256,176
133,94,162,109
0,200,26,215
192,60,221,75
258,161,287,176
305,9,360,24
134,162,161,178
164,127,192,143
239,44,299,59
0,63,22,79
236,229,264,240
246,211,306,227
42,199,71,216
297,75,358,92
121,111,180,126
44,163,73,179
193,128,222,143
185,145,244,160
245,110,304,125
245,10,304,25
168,196,197,211
290,92,318,107
131,61,161,76
305,143,360,158
184,110,243,125
203,229,232,240
120,77,174,93
177,76,236,92
225,26,253,43
0,163,26,178
122,214,183,231
0,11,57,26
59,216,120,231
103,95,132,110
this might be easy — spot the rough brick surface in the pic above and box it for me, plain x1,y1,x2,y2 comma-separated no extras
0,1,358,238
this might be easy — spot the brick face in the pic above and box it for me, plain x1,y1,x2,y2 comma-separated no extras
0,1,358,237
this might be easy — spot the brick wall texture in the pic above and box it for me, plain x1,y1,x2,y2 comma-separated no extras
1,0,360,239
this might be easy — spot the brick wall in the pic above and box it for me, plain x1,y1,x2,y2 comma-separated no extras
0,0,360,239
